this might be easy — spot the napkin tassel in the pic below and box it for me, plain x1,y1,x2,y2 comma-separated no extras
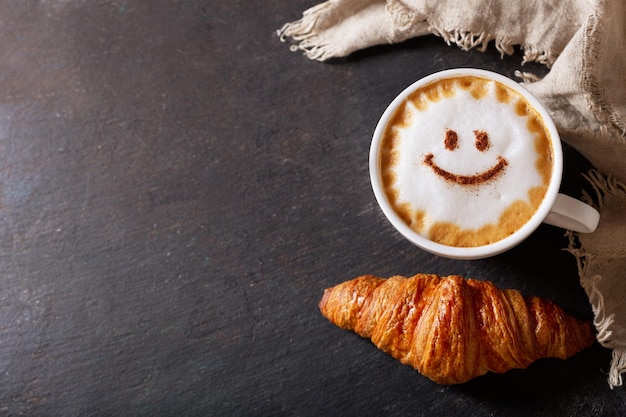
279,0,558,66
568,169,626,388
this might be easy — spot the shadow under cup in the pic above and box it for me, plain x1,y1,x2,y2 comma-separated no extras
369,68,598,260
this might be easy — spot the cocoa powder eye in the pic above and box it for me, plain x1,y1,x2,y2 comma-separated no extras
474,130,490,152
444,129,458,150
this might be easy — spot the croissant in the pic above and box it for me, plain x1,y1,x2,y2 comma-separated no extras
319,273,596,384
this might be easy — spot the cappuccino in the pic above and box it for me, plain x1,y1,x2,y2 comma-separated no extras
378,75,553,247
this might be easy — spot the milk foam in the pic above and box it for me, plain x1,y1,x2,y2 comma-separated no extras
381,77,552,247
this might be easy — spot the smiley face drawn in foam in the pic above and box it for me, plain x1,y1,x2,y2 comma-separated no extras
424,129,508,185
379,76,554,247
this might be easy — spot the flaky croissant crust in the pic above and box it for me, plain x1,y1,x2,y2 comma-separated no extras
319,274,596,384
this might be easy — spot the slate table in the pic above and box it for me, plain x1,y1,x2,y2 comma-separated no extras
0,1,624,416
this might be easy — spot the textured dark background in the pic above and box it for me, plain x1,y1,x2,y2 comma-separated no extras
0,1,623,415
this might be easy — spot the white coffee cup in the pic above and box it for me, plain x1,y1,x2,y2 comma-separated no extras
369,68,599,260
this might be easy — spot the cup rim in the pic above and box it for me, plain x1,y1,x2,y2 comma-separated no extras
369,68,563,259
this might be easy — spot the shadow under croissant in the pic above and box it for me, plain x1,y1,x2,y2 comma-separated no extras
455,344,608,411
319,274,597,386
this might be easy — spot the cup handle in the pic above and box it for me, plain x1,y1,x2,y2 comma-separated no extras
543,193,600,233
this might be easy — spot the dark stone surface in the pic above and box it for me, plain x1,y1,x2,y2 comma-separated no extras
0,1,623,415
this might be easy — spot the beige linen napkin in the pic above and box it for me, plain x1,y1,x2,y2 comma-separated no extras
279,0,626,388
